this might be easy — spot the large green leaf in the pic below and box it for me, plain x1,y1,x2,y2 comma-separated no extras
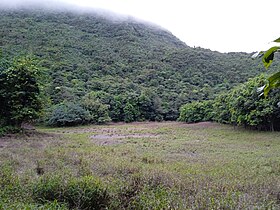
264,71,280,96
262,46,280,69
273,37,280,42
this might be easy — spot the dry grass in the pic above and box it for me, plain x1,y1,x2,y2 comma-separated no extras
1,122,280,209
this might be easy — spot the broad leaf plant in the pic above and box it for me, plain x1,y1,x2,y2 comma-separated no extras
256,38,280,96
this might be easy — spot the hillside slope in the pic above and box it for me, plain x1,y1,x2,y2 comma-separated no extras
0,8,265,120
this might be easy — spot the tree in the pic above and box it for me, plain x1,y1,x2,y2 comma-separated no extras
110,95,125,122
178,100,213,123
47,102,90,127
124,103,135,123
0,57,42,127
81,91,111,124
212,75,280,130
179,74,280,131
212,93,231,124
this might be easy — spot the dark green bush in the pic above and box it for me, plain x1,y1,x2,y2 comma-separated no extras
0,125,22,137
178,100,213,123
212,75,280,130
81,91,111,124
47,102,90,126
0,57,42,127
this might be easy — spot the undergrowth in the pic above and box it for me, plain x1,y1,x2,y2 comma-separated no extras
0,125,21,137
0,165,178,210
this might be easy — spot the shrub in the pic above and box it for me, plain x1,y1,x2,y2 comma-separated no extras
212,75,280,130
81,92,111,124
0,57,42,127
0,125,22,137
47,102,90,126
178,100,213,123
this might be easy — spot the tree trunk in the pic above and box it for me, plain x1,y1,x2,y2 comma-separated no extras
270,122,274,132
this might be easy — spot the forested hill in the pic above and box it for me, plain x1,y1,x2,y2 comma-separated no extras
0,8,266,122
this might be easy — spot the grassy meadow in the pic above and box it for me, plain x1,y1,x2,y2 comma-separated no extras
0,122,280,209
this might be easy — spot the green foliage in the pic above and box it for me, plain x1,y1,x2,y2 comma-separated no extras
262,46,280,69
138,90,164,121
81,91,111,124
47,102,90,126
212,75,280,130
257,37,280,96
180,75,280,130
264,71,280,96
130,186,176,210
32,175,109,209
211,93,231,124
0,164,30,208
0,53,10,72
124,102,139,123
110,95,125,122
0,9,267,122
178,100,213,123
122,93,141,122
0,126,22,137
0,201,68,210
0,57,42,127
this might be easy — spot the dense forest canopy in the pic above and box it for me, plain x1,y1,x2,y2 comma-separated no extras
0,7,277,126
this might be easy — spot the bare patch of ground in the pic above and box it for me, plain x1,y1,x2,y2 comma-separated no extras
90,133,159,146
91,139,124,146
0,139,7,148
91,134,159,140
176,121,220,129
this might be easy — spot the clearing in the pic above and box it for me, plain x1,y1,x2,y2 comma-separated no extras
0,122,279,209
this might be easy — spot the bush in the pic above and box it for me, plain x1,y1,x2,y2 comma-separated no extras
47,102,90,126
0,125,22,137
178,100,213,123
81,92,111,124
212,75,280,130
0,57,42,127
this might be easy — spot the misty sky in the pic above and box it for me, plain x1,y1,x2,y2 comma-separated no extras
1,0,280,53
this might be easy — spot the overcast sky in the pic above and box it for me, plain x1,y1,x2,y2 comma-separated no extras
1,0,280,53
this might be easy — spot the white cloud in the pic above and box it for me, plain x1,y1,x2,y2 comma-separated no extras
1,0,280,52
61,0,280,52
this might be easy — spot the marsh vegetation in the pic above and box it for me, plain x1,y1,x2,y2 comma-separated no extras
1,122,279,209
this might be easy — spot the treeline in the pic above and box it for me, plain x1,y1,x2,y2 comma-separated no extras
0,55,166,129
179,75,280,131
0,9,267,122
46,89,164,126
1,8,279,130
2,54,278,131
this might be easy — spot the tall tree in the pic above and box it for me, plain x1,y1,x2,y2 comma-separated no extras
0,57,42,127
